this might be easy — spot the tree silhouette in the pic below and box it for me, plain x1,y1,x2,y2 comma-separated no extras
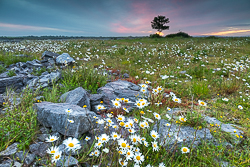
151,15,170,32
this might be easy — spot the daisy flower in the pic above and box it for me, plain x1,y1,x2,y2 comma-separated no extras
165,123,171,127
152,88,159,95
123,107,129,113
63,137,81,152
166,107,171,112
119,158,128,166
153,112,161,120
111,100,121,108
181,147,190,154
47,146,60,154
116,114,125,122
155,102,162,106
222,98,229,102
68,119,74,123
130,134,141,145
111,132,121,140
94,141,103,149
118,138,129,149
140,84,148,89
172,96,181,103
157,86,163,92
123,98,130,103
159,162,166,167
165,114,171,120
134,118,139,123
238,105,243,109
94,150,100,157
51,151,62,163
128,128,136,134
107,113,113,118
179,116,187,122
45,135,59,142
125,150,134,161
103,148,109,153
85,136,91,141
65,109,73,113
150,130,159,140
99,134,110,143
96,119,105,124
152,141,159,152
96,104,106,110
139,122,146,129
198,100,207,106
143,141,149,147
133,152,145,164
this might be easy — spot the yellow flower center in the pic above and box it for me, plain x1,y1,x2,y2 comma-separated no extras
114,134,117,137
127,152,130,155
98,143,101,146
156,115,159,118
183,148,187,152
121,143,126,148
51,150,55,154
133,138,137,142
50,139,54,141
98,106,101,109
55,155,60,159
115,103,118,106
124,100,128,103
137,103,140,106
120,122,125,126
68,143,74,147
100,101,103,103
152,134,156,138
181,118,184,121
201,102,205,105
136,156,141,160
175,99,178,101
118,117,122,120
102,138,106,141
153,144,157,147
141,124,144,127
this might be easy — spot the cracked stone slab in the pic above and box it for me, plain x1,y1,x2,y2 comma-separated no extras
34,102,97,138
0,142,19,161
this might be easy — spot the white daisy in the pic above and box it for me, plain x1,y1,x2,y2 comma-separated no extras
181,147,190,154
47,146,60,154
51,151,62,163
45,135,59,143
63,137,81,152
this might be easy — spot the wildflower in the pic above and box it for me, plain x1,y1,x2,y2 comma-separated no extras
157,86,163,92
170,92,176,97
155,102,162,106
123,107,130,113
140,110,145,114
65,109,73,113
96,119,105,124
166,107,171,112
118,138,129,149
152,88,159,95
111,132,121,140
51,151,62,163
172,96,181,103
107,113,113,118
94,141,103,149
143,141,149,147
179,116,187,122
130,134,141,145
150,130,159,140
123,98,130,103
85,136,91,141
134,118,139,123
139,122,146,129
140,84,148,89
159,162,166,167
96,104,106,110
45,135,59,143
124,122,132,129
63,137,81,152
119,158,128,166
134,147,140,153
47,146,60,154
116,114,125,122
105,118,113,125
153,112,161,120
83,105,87,108
238,105,243,109
113,125,118,130
165,114,171,120
145,80,151,84
68,119,74,123
111,100,121,108
151,140,159,152
140,88,147,94
103,148,109,153
222,98,229,102
143,120,150,128
198,100,207,106
128,128,136,134
133,152,145,164
181,147,190,154
161,75,169,79
99,134,110,143
94,150,100,157
165,123,171,126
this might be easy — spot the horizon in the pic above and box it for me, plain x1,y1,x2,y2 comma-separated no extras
1,0,250,37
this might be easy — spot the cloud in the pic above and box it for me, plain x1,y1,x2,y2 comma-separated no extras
0,22,85,33
202,29,250,36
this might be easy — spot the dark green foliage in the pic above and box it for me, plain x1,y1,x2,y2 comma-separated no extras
166,32,191,38
151,15,170,32
149,34,162,38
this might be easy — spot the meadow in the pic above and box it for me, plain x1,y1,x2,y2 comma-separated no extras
0,37,250,166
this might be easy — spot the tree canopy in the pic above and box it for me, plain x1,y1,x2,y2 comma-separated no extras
151,15,170,32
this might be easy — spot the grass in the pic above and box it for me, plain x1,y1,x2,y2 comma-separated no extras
0,37,250,166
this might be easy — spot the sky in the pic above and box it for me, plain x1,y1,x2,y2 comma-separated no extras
0,0,250,37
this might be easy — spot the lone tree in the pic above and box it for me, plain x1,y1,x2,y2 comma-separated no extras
151,15,170,32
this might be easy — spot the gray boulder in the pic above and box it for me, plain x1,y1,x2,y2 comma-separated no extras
56,155,79,167
42,51,60,61
26,59,43,68
29,142,50,157
56,53,75,65
14,150,36,166
97,80,145,110
153,119,213,150
60,87,91,110
34,102,97,138
0,72,8,79
0,142,19,161
90,93,105,113
0,76,24,93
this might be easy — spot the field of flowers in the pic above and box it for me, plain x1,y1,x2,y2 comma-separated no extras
0,37,250,166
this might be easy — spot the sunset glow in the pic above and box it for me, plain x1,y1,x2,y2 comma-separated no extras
156,32,164,36
203,29,250,36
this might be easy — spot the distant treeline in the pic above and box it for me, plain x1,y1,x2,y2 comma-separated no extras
0,36,146,41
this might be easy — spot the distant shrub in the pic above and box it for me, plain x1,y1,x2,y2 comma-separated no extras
149,34,162,38
206,36,220,39
165,32,191,38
